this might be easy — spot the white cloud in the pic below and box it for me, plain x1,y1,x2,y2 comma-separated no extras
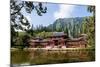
54,4,75,19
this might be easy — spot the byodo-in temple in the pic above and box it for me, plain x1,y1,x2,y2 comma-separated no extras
29,32,87,48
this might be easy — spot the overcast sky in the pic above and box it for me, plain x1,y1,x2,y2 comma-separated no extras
21,2,93,27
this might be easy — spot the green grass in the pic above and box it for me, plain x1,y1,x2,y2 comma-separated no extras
18,32,26,36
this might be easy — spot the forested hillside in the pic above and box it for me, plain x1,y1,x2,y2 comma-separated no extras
11,1,95,48
12,16,95,48
48,16,95,47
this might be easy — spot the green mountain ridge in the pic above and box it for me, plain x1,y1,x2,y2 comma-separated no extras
47,17,88,38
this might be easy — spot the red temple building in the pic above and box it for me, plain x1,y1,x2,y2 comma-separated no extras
29,32,87,48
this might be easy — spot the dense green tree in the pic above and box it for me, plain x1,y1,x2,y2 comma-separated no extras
81,6,95,48
11,0,47,47
11,0,47,31
87,6,95,16
87,6,95,48
64,26,69,36
26,24,35,36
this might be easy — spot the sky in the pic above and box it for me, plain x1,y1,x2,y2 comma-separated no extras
21,2,93,27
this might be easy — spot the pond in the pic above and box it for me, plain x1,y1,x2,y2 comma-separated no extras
11,48,95,66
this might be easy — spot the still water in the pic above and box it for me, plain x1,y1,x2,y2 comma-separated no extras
11,48,95,66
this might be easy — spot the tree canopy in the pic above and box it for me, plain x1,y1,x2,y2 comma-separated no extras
10,0,47,31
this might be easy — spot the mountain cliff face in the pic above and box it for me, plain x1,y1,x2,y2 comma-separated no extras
47,17,85,38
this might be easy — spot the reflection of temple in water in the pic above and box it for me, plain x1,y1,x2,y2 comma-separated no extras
29,32,87,48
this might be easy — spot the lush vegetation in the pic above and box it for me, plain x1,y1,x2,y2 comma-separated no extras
11,15,95,48
11,1,95,49
10,1,95,65
11,0,47,48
